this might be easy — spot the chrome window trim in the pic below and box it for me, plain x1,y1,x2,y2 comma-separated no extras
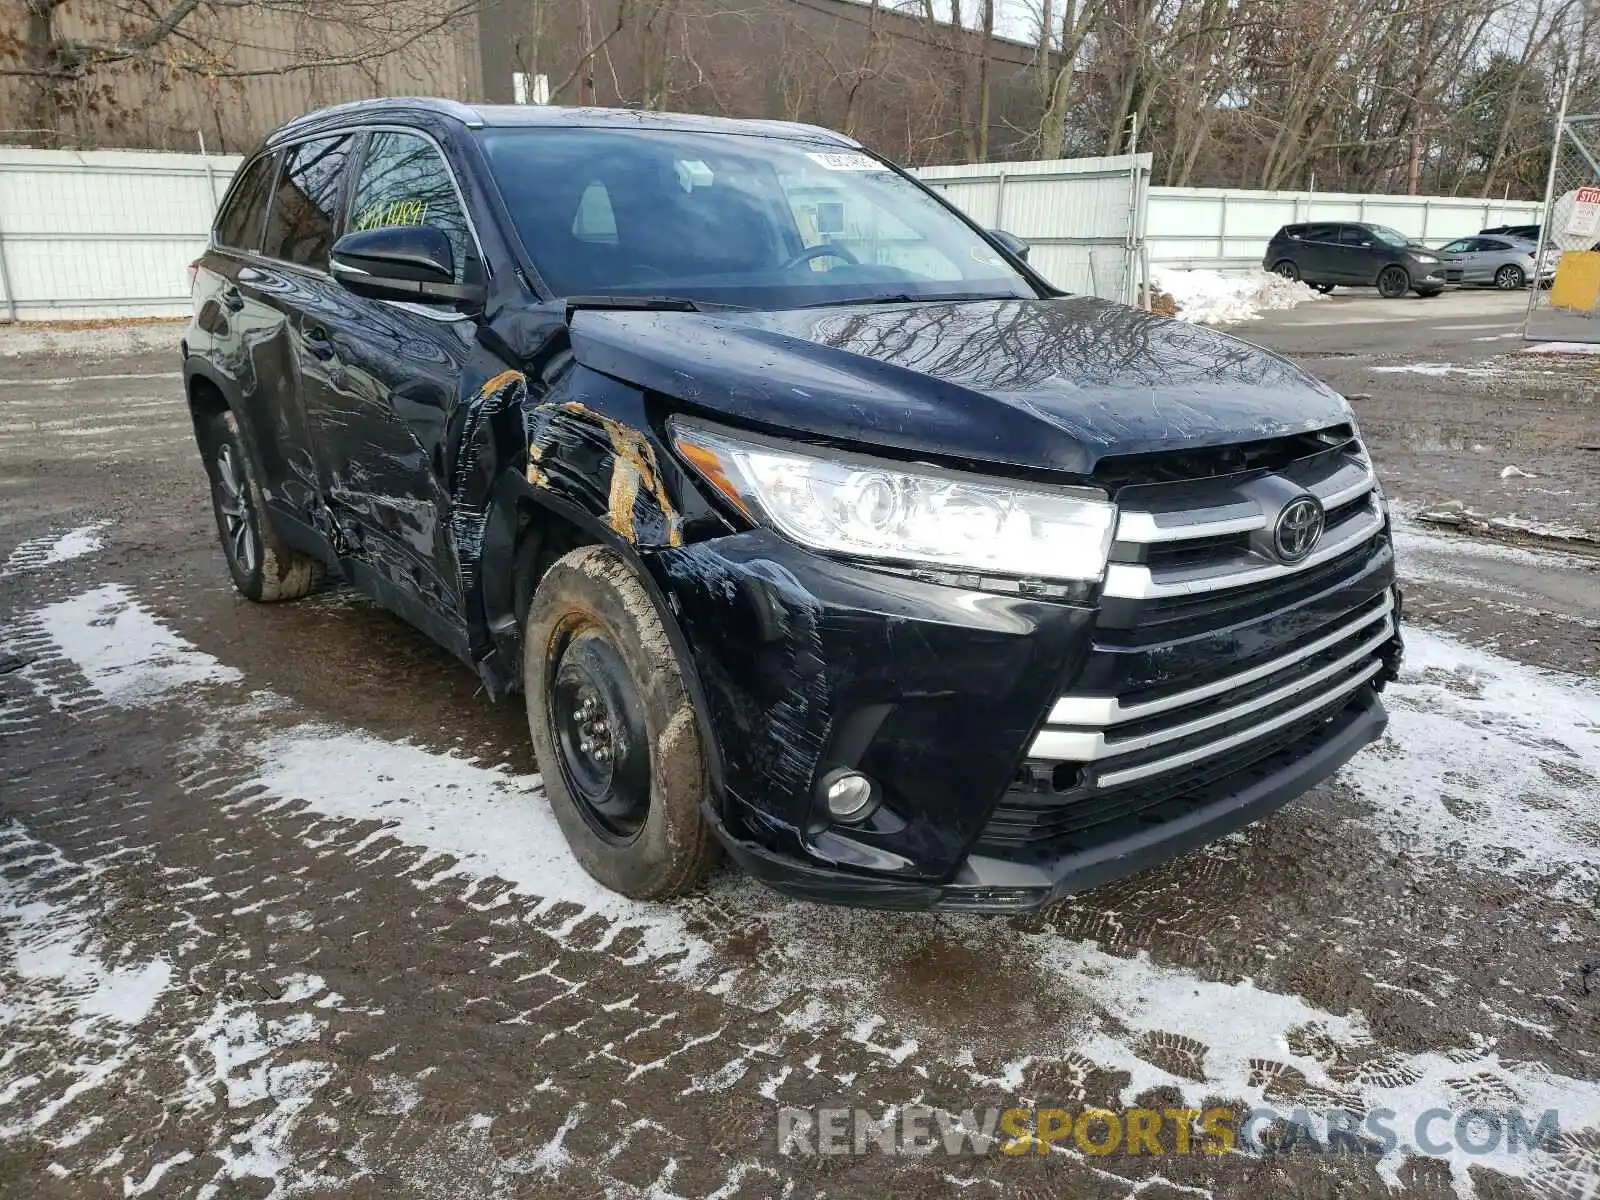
227,123,488,296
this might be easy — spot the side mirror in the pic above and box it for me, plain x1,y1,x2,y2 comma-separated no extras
988,229,1030,263
330,226,484,307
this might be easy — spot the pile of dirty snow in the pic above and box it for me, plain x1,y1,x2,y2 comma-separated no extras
1151,268,1324,325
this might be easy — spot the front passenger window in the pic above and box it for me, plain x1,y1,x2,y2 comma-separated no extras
350,132,474,283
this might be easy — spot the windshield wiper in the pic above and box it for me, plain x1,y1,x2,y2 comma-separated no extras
564,294,748,319
799,291,1019,309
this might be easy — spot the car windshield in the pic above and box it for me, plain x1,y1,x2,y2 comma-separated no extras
477,127,1036,310
1368,225,1411,248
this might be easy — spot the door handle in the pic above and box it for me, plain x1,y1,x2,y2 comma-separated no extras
220,285,245,313
300,325,336,362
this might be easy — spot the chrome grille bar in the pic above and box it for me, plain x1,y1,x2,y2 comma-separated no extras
1030,615,1393,761
1044,591,1394,728
1102,501,1383,600
1093,661,1384,789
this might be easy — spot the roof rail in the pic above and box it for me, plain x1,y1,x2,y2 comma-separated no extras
269,97,483,144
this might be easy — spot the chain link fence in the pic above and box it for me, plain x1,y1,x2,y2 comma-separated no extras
1525,113,1600,343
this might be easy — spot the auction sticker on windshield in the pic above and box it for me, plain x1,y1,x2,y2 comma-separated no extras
806,151,887,171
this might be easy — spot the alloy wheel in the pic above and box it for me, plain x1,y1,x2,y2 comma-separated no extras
1495,265,1524,290
1377,266,1408,299
214,443,258,575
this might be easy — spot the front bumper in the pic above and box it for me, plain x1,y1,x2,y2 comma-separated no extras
650,503,1401,912
706,686,1387,912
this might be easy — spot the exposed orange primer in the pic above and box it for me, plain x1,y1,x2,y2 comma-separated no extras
526,400,683,547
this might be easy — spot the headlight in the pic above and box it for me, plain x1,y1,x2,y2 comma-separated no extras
672,423,1117,581
1412,253,1439,264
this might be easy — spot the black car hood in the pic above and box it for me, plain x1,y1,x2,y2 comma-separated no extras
567,296,1349,476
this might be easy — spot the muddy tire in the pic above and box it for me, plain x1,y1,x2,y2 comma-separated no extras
524,545,716,900
201,409,323,602
1376,265,1411,299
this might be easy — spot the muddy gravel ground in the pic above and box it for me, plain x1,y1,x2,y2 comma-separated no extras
1,336,1598,1200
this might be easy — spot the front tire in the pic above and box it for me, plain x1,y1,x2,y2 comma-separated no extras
1272,260,1301,281
1494,264,1526,290
524,545,717,900
1314,283,1335,294
1377,265,1411,299
202,410,322,602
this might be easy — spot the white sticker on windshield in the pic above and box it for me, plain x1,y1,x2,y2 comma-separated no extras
806,151,886,172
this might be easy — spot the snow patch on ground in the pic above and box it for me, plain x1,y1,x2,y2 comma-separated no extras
0,833,171,1035
1028,940,1600,1193
1371,362,1508,378
1412,506,1597,545
233,726,714,977
31,583,241,707
1357,628,1600,898
0,824,173,1140
177,984,339,1199
1,523,107,578
1152,268,1325,325
1521,341,1600,355
18,564,1600,1196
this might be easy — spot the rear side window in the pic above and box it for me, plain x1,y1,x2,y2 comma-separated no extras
215,154,277,251
1482,239,1510,251
350,132,474,283
263,135,356,269
1303,224,1338,242
1278,225,1304,240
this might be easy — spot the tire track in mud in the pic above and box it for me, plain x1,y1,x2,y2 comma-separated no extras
3,535,1600,1197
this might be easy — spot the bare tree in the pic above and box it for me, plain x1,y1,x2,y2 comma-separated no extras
2,0,485,147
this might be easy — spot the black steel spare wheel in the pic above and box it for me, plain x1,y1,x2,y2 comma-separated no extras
525,545,717,899
550,630,651,841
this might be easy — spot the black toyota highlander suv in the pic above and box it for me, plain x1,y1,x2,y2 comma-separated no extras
184,99,1403,912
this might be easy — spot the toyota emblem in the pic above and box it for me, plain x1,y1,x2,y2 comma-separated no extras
1274,496,1325,563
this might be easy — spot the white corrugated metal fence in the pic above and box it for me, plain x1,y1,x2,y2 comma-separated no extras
0,148,241,321
0,146,1554,320
914,155,1153,303
1147,187,1544,271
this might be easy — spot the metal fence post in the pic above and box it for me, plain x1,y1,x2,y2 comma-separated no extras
197,130,220,213
0,167,16,323
1525,54,1577,336
1217,194,1228,259
993,171,1008,229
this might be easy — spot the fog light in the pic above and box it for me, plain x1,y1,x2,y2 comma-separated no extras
822,770,877,823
